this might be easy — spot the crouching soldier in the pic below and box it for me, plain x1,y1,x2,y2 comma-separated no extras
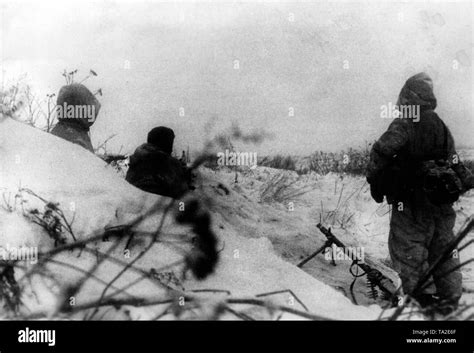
366,72,474,314
51,83,101,152
126,126,191,198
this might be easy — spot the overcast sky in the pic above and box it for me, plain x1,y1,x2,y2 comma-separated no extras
1,0,472,155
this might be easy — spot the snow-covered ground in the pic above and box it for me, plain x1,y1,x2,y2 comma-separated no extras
206,166,474,309
1,116,472,320
0,117,386,320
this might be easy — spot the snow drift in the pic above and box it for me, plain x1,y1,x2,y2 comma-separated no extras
0,117,386,320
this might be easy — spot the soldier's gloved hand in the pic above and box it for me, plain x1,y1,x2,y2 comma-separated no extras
367,171,384,203
370,182,384,203
464,175,474,191
453,163,474,192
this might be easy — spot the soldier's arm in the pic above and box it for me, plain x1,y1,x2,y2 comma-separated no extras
446,127,474,191
366,119,410,182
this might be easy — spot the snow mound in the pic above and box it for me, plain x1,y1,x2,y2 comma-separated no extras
0,118,385,320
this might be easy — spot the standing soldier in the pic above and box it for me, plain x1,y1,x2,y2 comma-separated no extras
366,72,474,314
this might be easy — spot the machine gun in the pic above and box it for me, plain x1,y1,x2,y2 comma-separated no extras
298,223,397,306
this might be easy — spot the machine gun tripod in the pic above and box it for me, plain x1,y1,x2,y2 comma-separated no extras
297,223,397,306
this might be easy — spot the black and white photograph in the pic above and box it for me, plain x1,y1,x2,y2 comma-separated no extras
0,0,473,352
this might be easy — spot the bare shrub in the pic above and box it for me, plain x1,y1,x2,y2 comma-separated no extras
260,172,317,204
259,155,296,172
259,143,373,176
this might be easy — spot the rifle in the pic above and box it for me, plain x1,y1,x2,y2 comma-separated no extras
298,223,397,305
97,153,128,164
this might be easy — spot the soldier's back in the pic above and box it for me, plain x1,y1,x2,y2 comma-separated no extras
126,143,189,198
51,122,94,152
